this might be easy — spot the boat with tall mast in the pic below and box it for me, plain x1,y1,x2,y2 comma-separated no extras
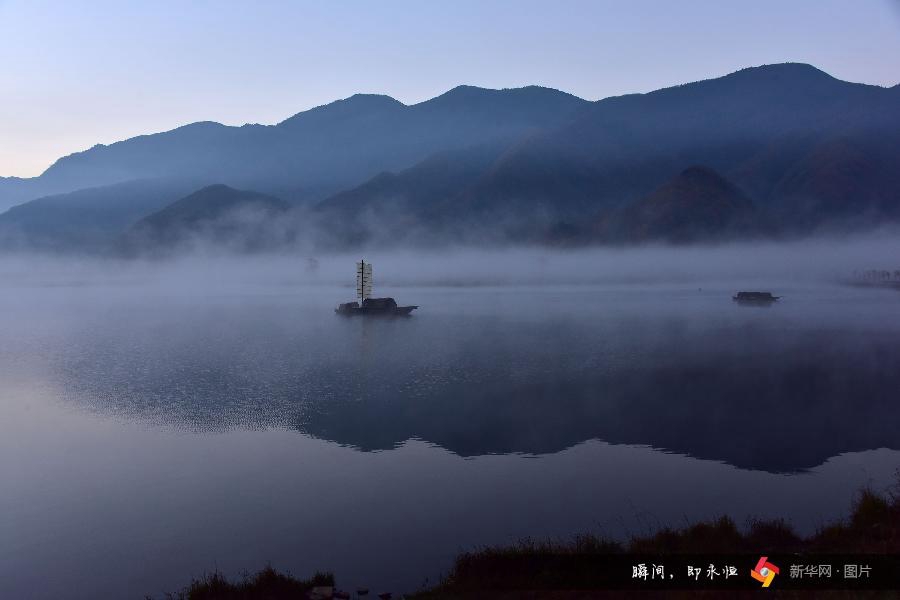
335,259,418,316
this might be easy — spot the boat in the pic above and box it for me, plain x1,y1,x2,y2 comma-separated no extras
336,298,417,316
733,291,780,304
846,269,900,290
335,260,418,316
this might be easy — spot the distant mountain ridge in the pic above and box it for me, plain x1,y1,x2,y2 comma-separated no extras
0,178,204,251
445,64,898,228
308,63,899,245
1,63,898,252
593,167,765,243
121,184,291,254
0,85,588,212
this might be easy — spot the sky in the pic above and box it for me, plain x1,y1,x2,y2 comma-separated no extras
1,0,899,178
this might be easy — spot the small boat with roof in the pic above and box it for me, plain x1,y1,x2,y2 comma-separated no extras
335,259,418,316
733,291,780,305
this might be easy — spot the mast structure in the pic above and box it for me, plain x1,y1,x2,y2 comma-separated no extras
356,259,373,304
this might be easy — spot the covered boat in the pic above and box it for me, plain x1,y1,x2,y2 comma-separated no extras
335,260,418,316
336,297,417,316
733,291,780,304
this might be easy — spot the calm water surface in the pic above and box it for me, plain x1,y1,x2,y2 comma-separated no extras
2,279,899,598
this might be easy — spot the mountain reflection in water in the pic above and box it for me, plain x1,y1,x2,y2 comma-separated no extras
17,283,900,474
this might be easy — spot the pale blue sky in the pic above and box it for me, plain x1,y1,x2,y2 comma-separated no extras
2,0,899,177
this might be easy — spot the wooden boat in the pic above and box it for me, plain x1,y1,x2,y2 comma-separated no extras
335,298,417,316
335,260,417,316
733,291,780,304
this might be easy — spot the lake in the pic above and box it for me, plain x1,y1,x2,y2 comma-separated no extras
2,260,900,598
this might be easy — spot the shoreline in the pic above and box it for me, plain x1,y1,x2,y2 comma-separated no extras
165,484,900,599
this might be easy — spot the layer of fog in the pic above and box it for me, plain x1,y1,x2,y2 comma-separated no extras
1,231,899,292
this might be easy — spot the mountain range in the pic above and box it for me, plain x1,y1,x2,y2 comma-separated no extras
120,184,292,255
1,63,897,253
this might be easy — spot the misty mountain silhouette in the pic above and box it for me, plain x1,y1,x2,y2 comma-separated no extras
303,63,899,246
310,143,509,248
0,85,586,212
418,63,899,240
592,166,765,243
0,178,203,251
121,184,291,254
1,63,898,251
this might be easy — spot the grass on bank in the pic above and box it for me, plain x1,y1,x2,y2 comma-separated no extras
167,486,899,599
161,566,333,600
413,486,899,598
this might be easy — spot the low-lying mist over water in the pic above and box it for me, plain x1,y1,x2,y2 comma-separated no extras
4,231,900,288
2,237,899,598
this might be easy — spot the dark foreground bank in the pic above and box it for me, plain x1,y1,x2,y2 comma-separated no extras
164,486,900,599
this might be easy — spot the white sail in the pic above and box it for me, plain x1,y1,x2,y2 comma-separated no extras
356,260,373,301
